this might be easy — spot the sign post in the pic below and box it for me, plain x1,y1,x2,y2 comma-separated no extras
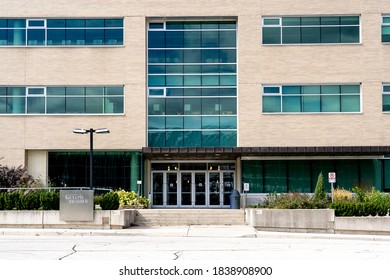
243,183,250,208
328,172,336,203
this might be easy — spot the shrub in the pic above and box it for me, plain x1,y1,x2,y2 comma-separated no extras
330,200,390,217
94,195,104,208
4,190,22,210
258,192,330,209
100,191,120,210
314,172,326,201
116,190,150,208
333,188,353,202
0,192,5,210
0,164,38,189
40,190,59,210
20,190,42,210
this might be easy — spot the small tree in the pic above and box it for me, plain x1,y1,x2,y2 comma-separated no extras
314,172,326,201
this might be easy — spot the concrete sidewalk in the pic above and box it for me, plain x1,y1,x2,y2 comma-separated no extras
2,225,390,241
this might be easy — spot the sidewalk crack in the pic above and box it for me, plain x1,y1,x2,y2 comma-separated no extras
59,244,77,260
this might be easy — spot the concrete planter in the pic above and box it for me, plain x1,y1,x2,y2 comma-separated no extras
246,208,335,233
335,216,390,235
0,210,136,229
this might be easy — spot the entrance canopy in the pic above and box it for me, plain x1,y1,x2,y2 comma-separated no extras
142,146,390,160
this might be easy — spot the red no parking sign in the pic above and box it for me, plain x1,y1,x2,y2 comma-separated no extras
328,172,336,183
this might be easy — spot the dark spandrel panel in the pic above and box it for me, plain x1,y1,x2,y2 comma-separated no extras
66,19,85,28
47,19,65,28
282,17,300,26
104,19,123,27
86,19,104,27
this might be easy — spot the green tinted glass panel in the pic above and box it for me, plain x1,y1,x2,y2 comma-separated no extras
321,85,340,94
66,97,85,113
263,27,281,44
7,97,25,114
336,160,359,189
302,96,321,112
263,96,281,113
282,27,301,44
166,98,183,115
86,97,104,113
184,116,201,129
201,31,218,47
86,87,104,96
148,98,165,115
288,161,311,192
184,131,201,147
27,29,45,45
148,31,165,48
148,117,165,130
0,97,7,113
340,16,359,25
105,96,123,113
383,95,390,111
184,98,201,115
47,97,66,113
264,161,287,193
27,97,45,114
282,17,300,26
321,95,340,112
184,75,201,86
166,75,183,86
220,98,237,114
282,86,301,94
340,26,359,43
166,131,183,147
202,98,220,114
301,17,320,26
321,17,340,25
219,31,236,47
242,161,263,193
341,85,359,94
149,132,165,147
302,85,321,94
301,27,320,43
66,87,84,96
321,27,340,43
220,131,236,147
148,76,165,87
263,19,280,26
382,26,390,42
360,160,382,190
166,116,183,129
7,87,25,96
166,31,183,48
220,116,237,129
165,65,183,74
201,131,219,147
282,96,301,112
202,116,219,129
341,95,360,112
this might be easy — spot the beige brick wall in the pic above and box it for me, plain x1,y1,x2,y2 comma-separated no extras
0,0,390,168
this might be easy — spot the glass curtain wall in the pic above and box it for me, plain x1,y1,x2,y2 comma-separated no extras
48,152,142,192
147,20,237,147
242,159,384,193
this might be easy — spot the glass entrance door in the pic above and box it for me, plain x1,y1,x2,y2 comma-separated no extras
167,173,178,206
181,172,192,206
208,171,235,206
195,172,206,206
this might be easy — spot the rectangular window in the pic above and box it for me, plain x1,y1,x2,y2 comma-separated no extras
382,16,390,43
382,84,390,111
0,86,124,115
263,16,360,45
0,18,123,46
263,84,361,113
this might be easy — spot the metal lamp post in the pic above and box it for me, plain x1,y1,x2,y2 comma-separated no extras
73,128,110,189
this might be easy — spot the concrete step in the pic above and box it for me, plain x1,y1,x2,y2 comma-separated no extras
133,209,246,227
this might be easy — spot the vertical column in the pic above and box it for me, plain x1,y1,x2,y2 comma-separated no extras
236,157,242,192
27,150,48,186
130,152,140,192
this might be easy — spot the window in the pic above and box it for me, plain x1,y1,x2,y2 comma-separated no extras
0,86,124,114
382,16,390,43
263,84,361,113
263,16,360,44
382,84,390,111
147,19,237,147
0,18,123,46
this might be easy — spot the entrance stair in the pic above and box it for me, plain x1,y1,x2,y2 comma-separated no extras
133,209,246,227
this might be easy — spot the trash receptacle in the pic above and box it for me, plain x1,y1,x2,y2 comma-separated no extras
230,190,240,209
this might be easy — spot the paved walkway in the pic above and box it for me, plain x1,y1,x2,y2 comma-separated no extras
2,225,390,241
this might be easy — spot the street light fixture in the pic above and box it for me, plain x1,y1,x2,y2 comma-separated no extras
73,128,110,189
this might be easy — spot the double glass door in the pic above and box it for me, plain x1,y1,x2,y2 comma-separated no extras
152,171,235,207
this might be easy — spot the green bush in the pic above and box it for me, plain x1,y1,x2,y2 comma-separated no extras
40,191,59,210
4,191,22,210
330,201,390,216
0,192,5,210
314,172,326,201
116,190,150,208
20,190,41,210
100,191,119,210
94,195,104,208
258,192,330,209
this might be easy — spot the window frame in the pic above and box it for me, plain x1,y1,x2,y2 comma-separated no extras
262,84,362,114
262,15,361,45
